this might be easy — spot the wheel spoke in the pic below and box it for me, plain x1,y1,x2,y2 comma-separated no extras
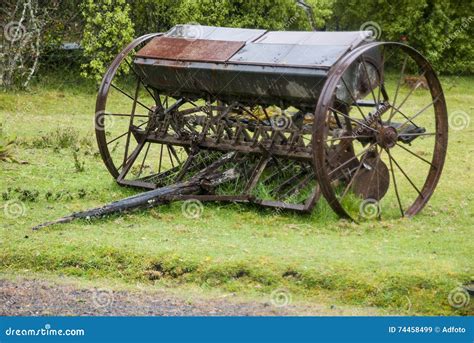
137,142,151,177
389,151,424,199
329,107,377,133
325,135,372,142
376,46,385,108
341,78,367,121
123,79,141,166
397,96,440,130
111,83,153,113
388,55,408,122
395,142,435,168
390,70,428,118
386,149,404,216
360,56,378,108
105,113,148,118
340,150,370,200
106,120,149,145
398,132,436,137
125,58,159,105
388,105,419,128
328,143,376,177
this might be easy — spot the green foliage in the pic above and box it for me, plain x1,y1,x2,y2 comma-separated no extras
80,0,135,82
129,0,184,36
328,0,474,74
173,0,331,30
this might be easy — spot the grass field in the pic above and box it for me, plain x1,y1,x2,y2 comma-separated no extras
0,73,473,315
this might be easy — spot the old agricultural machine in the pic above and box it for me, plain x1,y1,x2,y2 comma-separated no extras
35,25,448,229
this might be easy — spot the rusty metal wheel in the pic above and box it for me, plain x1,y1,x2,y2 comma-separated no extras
95,33,162,180
313,42,448,219
95,33,199,189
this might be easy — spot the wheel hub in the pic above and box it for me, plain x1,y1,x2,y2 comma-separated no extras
376,126,398,149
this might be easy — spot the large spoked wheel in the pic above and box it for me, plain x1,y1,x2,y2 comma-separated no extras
95,33,163,179
313,42,448,219
95,33,197,189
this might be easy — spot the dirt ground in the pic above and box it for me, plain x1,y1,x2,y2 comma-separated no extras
0,278,383,316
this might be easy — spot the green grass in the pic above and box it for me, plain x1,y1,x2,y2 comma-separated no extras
0,73,473,315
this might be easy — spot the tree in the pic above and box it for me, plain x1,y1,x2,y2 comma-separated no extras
328,0,473,74
1,0,50,89
80,0,135,83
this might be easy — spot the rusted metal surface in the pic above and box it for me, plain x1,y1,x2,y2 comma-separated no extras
136,36,245,62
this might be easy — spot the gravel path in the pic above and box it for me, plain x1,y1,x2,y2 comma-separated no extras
0,278,381,316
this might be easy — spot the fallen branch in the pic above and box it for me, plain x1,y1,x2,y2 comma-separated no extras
32,153,238,230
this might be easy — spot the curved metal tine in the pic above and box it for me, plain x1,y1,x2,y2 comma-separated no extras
137,142,151,178
386,149,404,217
262,161,297,184
262,107,272,123
387,55,408,123
340,77,367,121
329,107,377,133
111,83,153,113
395,142,434,167
397,95,440,131
360,55,378,108
167,144,175,168
158,144,164,173
389,151,424,199
168,145,181,165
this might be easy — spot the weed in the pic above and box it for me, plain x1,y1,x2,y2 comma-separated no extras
73,148,85,172
0,123,16,162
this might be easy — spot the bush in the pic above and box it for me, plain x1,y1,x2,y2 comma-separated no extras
80,0,135,83
129,0,184,36
173,0,332,30
328,0,473,74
